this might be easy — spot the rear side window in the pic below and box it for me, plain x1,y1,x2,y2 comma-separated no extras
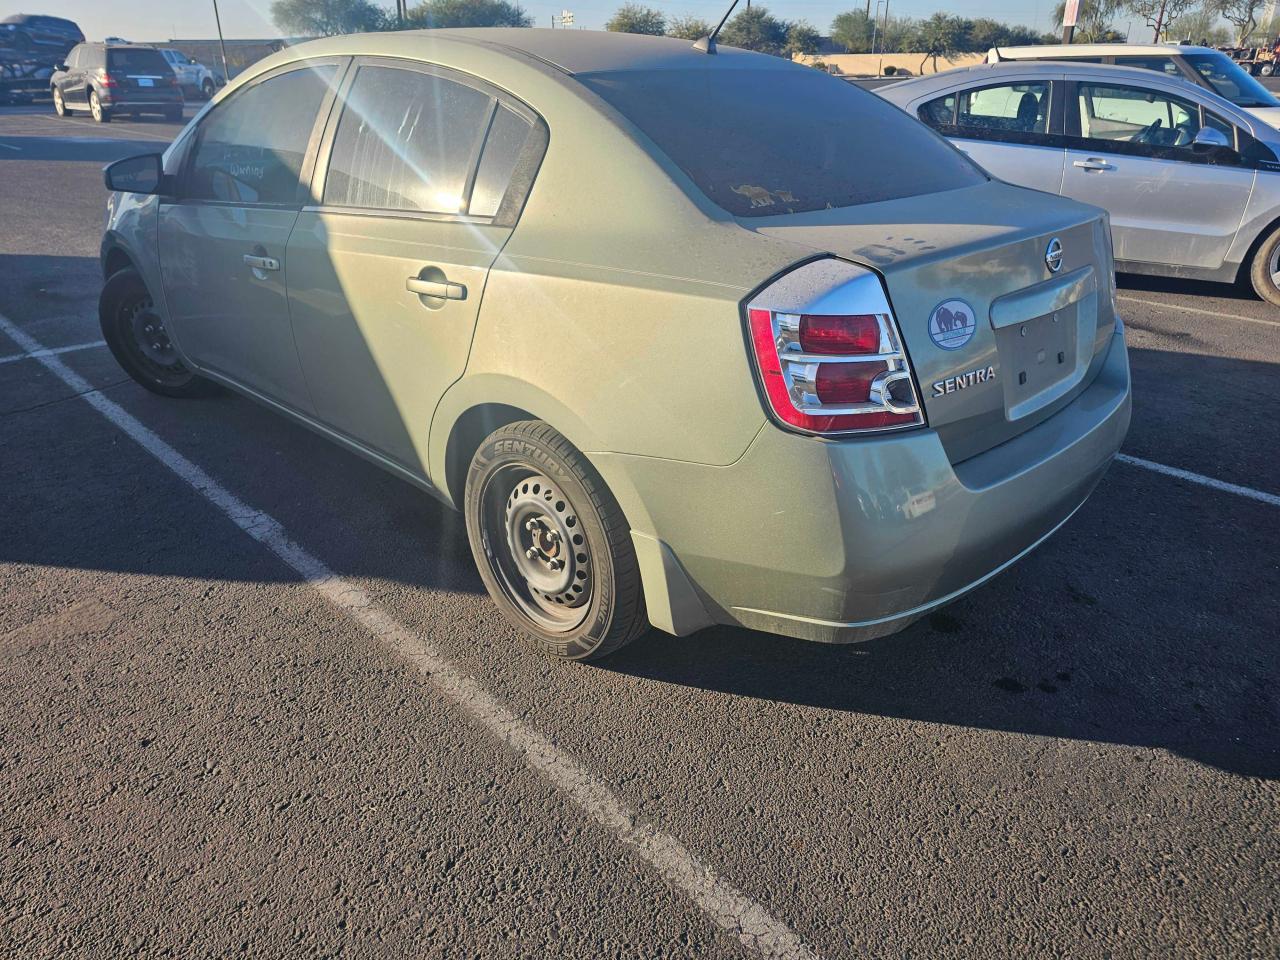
107,49,170,74
579,67,984,218
186,65,337,205
470,105,532,217
324,65,492,214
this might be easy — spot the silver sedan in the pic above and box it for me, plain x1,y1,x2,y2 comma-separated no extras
877,61,1280,305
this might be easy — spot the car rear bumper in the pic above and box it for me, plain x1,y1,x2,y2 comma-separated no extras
598,327,1131,644
100,91,182,108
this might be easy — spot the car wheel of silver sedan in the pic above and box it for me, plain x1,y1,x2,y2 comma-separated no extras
465,420,648,661
1248,227,1280,308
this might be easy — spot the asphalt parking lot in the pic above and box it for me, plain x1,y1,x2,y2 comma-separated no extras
1,102,1277,958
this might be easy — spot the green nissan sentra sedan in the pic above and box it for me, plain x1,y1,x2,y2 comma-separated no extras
98,29,1131,661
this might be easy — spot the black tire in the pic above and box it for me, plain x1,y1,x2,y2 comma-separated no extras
1248,227,1280,308
99,267,220,399
464,420,648,661
88,89,110,123
201,78,215,99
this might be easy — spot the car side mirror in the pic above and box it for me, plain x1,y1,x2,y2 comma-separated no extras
103,153,165,195
55,62,68,71
1192,127,1232,152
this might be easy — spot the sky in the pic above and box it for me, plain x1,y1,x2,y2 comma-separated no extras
24,0,1070,42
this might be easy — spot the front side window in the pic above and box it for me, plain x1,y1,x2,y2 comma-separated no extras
186,64,337,205
1077,83,1205,150
324,65,493,214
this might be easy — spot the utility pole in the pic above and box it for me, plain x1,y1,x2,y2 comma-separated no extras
211,0,229,82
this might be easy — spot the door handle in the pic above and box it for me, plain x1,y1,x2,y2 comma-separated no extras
406,276,466,301
1073,158,1113,171
242,254,280,271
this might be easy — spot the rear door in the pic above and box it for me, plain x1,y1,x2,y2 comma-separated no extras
915,77,1067,194
285,58,545,473
158,59,346,411
1061,80,1255,270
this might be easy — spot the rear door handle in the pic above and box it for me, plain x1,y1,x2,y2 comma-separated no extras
1073,158,1113,171
242,254,280,271
406,276,467,301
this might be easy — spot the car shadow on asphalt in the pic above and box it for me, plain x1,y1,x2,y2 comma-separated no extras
1118,271,1257,302
598,448,1280,781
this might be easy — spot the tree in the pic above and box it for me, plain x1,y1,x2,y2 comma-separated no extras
915,12,969,71
784,20,821,57
1211,0,1263,42
404,0,532,28
666,14,712,39
1175,4,1231,42
831,10,875,52
719,7,789,55
606,3,665,34
270,0,388,36
967,17,1009,49
1125,0,1199,39
879,15,919,53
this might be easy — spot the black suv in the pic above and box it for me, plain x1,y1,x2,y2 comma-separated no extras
51,44,183,123
0,13,83,54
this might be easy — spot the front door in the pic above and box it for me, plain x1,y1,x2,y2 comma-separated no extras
1062,81,1255,270
286,59,542,474
158,60,345,412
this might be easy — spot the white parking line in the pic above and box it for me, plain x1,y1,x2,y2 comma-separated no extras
0,309,820,960
0,339,105,366
1118,295,1280,329
1117,453,1280,508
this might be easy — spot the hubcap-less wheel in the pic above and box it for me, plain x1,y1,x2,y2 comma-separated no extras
115,288,189,388
487,469,592,632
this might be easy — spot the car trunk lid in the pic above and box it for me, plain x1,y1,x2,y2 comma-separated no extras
747,182,1117,463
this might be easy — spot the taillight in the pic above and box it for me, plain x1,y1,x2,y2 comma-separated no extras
746,260,924,436
98,71,118,87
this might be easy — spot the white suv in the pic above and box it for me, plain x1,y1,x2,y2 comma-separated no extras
989,43,1280,127
159,48,216,100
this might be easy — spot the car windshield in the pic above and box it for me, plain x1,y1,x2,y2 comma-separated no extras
107,49,169,73
1182,51,1279,108
578,66,985,218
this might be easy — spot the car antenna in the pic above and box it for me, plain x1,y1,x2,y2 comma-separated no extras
692,0,742,54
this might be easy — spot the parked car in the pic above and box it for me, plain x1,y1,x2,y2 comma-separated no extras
0,13,83,54
987,43,1280,127
159,47,216,99
879,61,1280,305
52,43,183,122
96,30,1130,661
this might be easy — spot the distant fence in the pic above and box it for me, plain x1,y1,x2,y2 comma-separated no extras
794,51,986,77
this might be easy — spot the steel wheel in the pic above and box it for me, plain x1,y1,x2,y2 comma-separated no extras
482,467,593,633
464,420,649,661
111,282,189,388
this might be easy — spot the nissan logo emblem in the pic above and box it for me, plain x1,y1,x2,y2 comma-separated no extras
1045,237,1064,273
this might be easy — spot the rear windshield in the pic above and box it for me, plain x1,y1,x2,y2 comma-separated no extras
578,67,985,218
107,49,170,74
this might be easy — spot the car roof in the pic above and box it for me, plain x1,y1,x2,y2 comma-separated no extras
992,42,1216,58
356,28,789,76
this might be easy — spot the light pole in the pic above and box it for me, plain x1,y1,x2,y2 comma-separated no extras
211,0,229,81
871,0,884,53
